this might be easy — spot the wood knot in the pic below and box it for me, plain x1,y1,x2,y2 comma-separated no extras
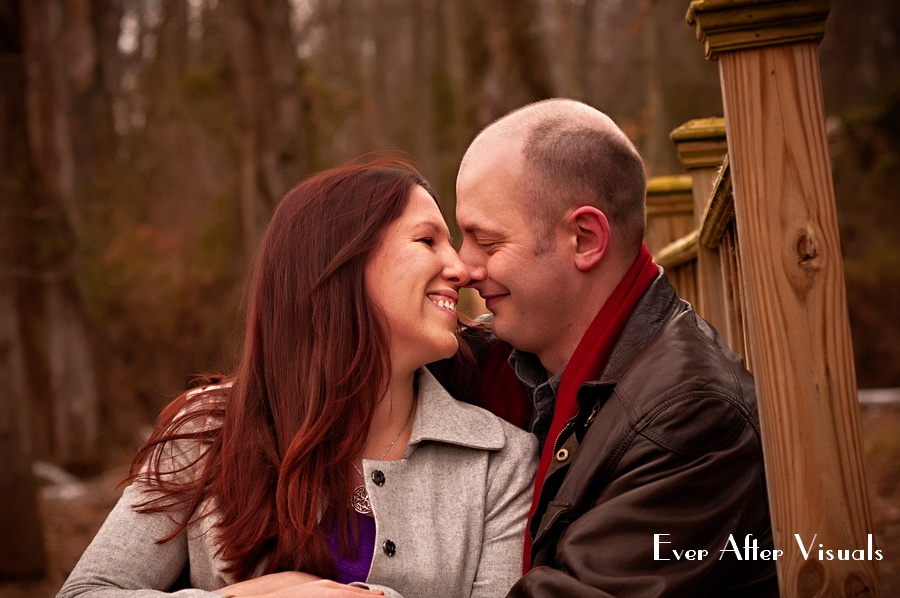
795,228,820,270
796,559,825,597
843,572,874,597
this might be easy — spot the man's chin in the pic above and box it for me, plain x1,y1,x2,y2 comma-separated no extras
490,318,517,345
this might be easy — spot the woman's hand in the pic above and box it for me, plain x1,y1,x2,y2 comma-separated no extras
218,572,384,597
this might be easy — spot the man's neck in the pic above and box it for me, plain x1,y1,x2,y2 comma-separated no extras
538,252,639,375
537,282,617,376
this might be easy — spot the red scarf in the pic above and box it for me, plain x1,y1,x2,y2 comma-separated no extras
521,244,657,569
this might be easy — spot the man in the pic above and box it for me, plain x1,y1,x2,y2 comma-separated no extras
455,99,779,597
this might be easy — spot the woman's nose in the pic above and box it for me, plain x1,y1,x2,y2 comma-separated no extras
444,250,471,287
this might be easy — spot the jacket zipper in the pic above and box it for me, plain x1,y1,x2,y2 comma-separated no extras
552,416,578,454
553,397,603,454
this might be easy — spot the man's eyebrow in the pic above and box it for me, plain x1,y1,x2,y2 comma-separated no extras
462,223,497,237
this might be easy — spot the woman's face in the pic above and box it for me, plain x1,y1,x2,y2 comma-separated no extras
365,185,470,375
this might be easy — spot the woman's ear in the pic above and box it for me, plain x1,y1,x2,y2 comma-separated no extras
568,206,610,272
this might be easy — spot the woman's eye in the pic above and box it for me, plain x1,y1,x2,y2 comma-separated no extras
417,237,435,247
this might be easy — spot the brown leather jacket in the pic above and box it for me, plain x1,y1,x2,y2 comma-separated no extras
509,274,779,597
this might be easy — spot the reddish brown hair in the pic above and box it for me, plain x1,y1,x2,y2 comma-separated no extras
130,158,442,580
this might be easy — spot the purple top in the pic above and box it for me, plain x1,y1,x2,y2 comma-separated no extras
328,511,377,584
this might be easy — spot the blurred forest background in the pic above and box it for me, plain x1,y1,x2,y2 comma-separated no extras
1,0,899,593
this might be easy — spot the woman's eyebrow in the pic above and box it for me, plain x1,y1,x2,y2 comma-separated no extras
415,219,454,242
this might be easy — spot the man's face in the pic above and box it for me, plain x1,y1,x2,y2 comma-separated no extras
456,153,572,362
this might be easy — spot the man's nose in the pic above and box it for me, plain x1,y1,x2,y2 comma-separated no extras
457,240,486,285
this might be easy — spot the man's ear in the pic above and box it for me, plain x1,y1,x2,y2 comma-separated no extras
568,206,610,272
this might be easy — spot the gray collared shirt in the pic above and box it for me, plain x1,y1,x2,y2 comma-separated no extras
508,350,562,451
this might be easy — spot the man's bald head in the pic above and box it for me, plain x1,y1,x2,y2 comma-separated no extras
459,99,647,258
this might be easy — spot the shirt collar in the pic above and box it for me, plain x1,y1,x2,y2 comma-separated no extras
404,368,507,456
508,349,562,394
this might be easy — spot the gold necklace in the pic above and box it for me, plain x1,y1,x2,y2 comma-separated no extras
350,407,413,515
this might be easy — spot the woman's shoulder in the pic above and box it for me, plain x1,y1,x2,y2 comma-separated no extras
492,412,538,450
136,381,230,482
175,382,229,439
172,381,230,431
416,368,537,455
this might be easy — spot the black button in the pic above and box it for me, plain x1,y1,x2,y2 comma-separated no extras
382,539,396,557
372,470,385,486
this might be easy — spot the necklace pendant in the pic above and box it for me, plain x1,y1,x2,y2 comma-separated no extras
351,485,372,515
350,406,412,515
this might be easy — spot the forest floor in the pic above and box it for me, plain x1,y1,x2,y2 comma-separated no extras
1,404,898,598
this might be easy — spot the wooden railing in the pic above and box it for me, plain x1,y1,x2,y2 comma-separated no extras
650,129,751,368
645,173,698,309
644,2,881,594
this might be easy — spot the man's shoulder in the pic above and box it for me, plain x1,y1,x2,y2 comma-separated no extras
621,283,754,395
609,305,760,452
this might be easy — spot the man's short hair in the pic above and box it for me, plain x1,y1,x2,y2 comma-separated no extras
518,115,647,255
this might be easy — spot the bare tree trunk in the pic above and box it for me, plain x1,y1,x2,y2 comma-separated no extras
576,0,598,102
0,288,47,579
444,0,553,130
411,0,436,176
641,2,666,175
438,0,471,148
20,0,103,470
217,0,308,252
480,0,553,120
0,0,48,578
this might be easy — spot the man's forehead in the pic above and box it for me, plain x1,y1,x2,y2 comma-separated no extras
457,152,495,190
461,133,522,175
459,153,520,197
457,190,528,237
456,192,493,226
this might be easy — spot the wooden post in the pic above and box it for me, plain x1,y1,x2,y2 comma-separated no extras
669,118,731,337
687,1,881,596
644,174,695,256
644,175,699,306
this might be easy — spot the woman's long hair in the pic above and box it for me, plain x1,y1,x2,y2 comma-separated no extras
129,158,443,580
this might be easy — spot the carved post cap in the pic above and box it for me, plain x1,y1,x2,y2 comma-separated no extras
645,175,694,217
670,117,728,170
646,174,694,200
645,175,694,255
686,0,831,60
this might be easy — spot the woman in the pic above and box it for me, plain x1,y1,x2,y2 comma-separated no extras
57,159,538,598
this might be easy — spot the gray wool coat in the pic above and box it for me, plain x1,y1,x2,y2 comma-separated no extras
57,368,539,598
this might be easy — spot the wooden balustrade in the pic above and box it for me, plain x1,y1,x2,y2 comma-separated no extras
645,174,698,306
639,1,881,596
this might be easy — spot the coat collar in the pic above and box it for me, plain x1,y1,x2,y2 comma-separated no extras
404,368,507,456
599,271,677,384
